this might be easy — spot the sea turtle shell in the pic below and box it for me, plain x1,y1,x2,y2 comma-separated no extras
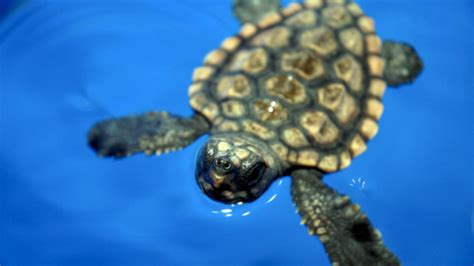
188,0,386,173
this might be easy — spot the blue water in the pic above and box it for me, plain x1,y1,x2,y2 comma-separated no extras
0,0,472,265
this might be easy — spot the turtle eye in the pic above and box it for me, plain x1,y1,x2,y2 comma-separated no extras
214,158,233,172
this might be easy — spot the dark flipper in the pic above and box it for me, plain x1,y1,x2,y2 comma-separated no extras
232,0,280,25
87,112,209,158
382,41,423,87
291,169,400,266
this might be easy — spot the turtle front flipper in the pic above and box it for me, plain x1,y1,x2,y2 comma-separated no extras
87,112,209,158
232,0,280,24
382,41,423,87
291,169,400,266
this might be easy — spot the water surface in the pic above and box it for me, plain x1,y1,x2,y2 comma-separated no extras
0,0,472,265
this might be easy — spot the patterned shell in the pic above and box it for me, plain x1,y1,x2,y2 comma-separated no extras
188,0,386,173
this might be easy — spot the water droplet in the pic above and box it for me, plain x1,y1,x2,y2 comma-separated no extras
349,177,366,191
221,209,232,214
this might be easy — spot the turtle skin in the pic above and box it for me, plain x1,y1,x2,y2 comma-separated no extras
88,1,423,265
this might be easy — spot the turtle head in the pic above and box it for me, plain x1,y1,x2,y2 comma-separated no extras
195,134,282,204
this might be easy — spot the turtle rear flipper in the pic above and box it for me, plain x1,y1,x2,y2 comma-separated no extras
382,41,423,87
87,112,209,158
291,169,400,266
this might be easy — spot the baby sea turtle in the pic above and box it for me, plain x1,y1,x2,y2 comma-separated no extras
88,0,423,265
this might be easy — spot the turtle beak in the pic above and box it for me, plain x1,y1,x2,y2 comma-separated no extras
209,170,225,188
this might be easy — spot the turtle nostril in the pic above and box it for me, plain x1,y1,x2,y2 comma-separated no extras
215,158,232,171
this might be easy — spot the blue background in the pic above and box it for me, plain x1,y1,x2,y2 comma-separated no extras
0,0,472,265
